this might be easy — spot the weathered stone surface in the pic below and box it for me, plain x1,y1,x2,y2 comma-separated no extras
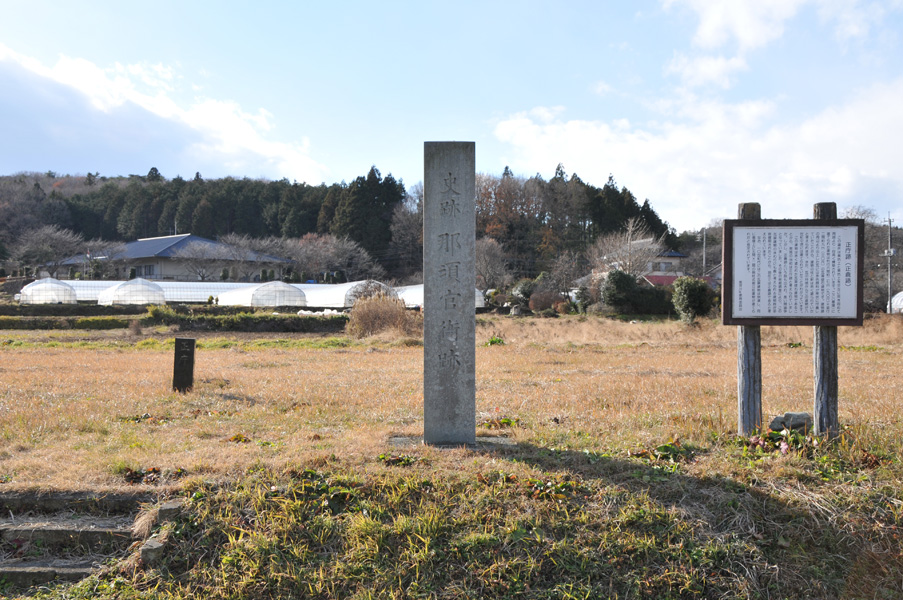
140,538,165,566
157,500,184,521
0,491,150,514
0,493,144,589
0,516,134,551
423,142,476,446
768,412,813,432
0,560,95,587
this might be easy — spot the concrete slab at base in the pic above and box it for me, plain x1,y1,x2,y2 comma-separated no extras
389,435,516,449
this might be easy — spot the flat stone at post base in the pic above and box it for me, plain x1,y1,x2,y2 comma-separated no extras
768,412,813,432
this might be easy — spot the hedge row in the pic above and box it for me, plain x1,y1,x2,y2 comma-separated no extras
167,314,349,333
0,304,147,317
0,313,349,333
0,316,133,330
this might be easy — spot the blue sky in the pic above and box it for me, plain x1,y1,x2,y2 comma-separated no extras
1,0,902,232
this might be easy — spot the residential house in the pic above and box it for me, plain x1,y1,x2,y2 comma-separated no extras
62,234,290,281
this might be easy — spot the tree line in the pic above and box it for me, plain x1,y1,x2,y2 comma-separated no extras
0,164,678,283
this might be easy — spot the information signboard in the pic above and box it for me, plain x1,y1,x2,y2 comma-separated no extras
722,219,864,326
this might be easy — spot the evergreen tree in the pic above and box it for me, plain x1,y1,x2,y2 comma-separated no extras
317,185,344,233
331,167,404,264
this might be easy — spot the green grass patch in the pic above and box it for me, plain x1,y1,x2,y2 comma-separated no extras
840,344,886,352
20,452,902,599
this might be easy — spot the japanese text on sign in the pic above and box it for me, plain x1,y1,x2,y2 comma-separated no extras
731,226,859,319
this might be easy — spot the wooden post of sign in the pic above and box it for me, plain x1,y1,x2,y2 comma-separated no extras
173,338,196,393
737,203,762,435
813,202,839,437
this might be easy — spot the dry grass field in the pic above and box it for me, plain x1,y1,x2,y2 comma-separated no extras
1,313,902,598
1,314,901,491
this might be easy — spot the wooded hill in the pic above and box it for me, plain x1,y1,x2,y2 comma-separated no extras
0,165,677,280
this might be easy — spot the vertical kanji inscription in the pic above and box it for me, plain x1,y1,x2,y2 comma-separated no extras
424,142,475,445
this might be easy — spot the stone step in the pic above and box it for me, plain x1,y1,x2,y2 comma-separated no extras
1,514,136,554
0,557,99,588
0,493,181,592
0,491,152,515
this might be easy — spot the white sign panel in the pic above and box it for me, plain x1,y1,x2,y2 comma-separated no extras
731,226,859,319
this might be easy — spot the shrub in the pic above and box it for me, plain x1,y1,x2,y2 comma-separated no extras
554,299,572,315
73,316,131,330
346,295,422,339
574,286,592,313
528,290,564,312
144,304,181,325
510,278,538,308
600,270,672,315
600,270,636,310
672,276,715,323
486,289,508,308
632,286,673,315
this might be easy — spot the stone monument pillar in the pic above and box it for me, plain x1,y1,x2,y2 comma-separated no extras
423,142,476,445
172,337,195,393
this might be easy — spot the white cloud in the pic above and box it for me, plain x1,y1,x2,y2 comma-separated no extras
593,81,613,96
816,0,890,40
666,53,748,88
528,106,566,122
0,43,327,182
663,0,806,52
664,0,902,51
493,79,903,231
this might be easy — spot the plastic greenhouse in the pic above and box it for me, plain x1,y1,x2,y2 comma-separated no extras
892,291,903,314
157,281,250,303
217,281,307,307
65,280,123,302
97,278,166,306
298,280,397,308
17,278,78,305
395,284,486,309
68,280,250,303
51,278,489,310
395,284,424,308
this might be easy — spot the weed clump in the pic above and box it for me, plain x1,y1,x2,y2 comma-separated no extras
346,294,422,339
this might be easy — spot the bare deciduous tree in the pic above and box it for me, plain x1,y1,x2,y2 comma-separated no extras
475,237,512,292
84,239,128,279
171,241,231,281
219,233,286,281
543,251,585,296
11,225,84,278
586,217,665,278
388,196,423,281
282,233,385,282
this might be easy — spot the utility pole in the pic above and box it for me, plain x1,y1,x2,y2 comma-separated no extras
696,228,708,276
884,214,896,314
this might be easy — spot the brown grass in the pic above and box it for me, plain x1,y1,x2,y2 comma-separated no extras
0,314,900,492
345,295,423,339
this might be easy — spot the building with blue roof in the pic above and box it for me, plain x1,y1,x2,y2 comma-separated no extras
62,234,290,281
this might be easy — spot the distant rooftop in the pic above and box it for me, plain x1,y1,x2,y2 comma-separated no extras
63,234,289,264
